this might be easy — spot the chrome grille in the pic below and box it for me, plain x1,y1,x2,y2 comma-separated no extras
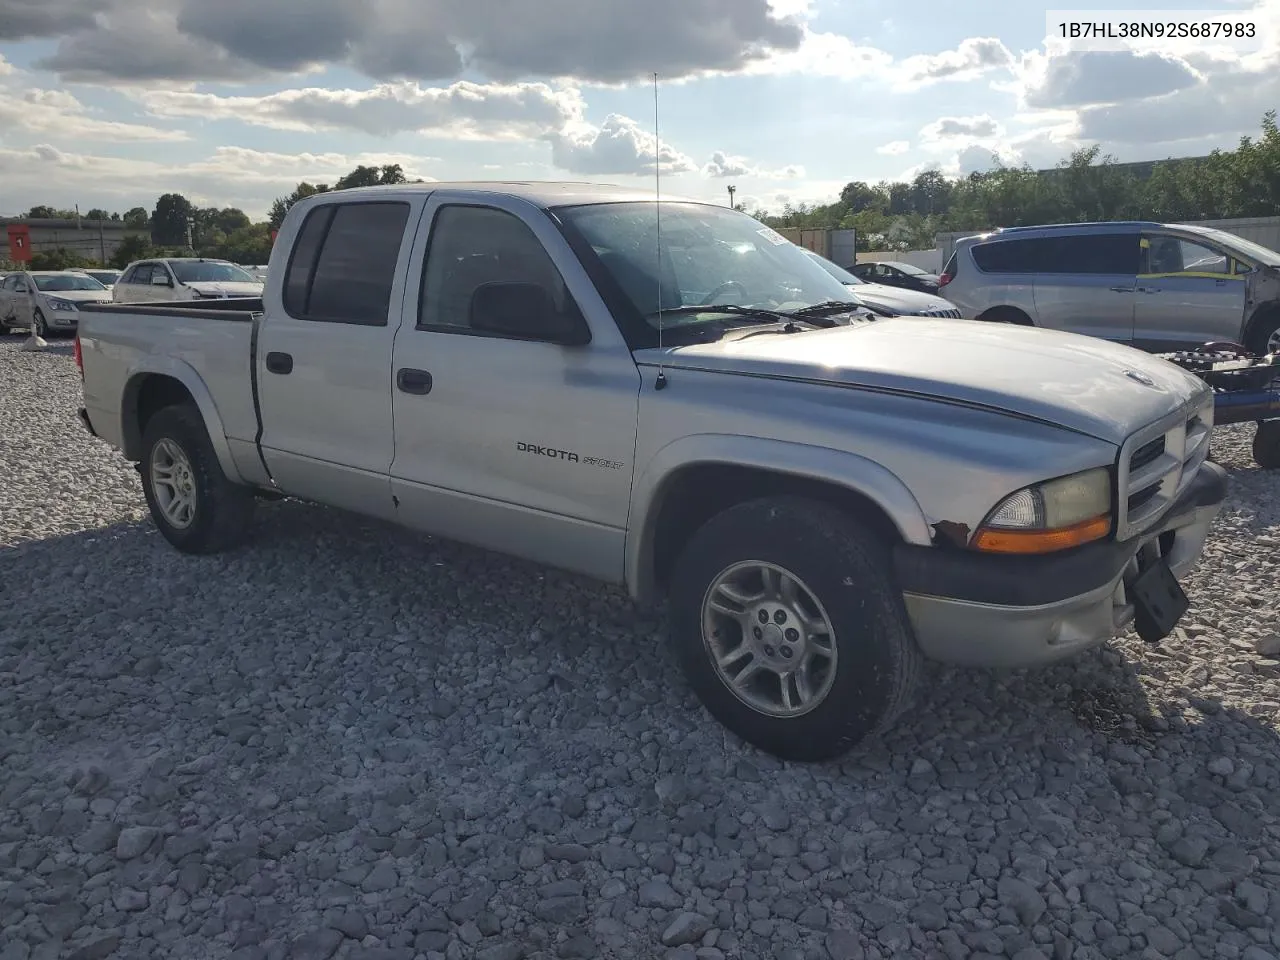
916,307,962,318
1115,392,1213,540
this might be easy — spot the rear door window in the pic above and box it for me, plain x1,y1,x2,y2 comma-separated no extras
1044,234,1139,274
283,201,411,325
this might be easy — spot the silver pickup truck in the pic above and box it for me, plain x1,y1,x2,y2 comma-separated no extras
76,182,1227,762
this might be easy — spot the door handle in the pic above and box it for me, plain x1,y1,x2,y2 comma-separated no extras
1110,285,1134,293
265,351,293,375
396,368,433,395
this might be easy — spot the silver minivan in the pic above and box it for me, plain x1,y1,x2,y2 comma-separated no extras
941,221,1280,355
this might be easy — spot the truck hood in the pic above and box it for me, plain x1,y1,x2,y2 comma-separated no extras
635,318,1208,444
844,282,958,316
185,281,264,297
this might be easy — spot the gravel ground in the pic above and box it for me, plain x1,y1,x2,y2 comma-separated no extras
2,337,1280,960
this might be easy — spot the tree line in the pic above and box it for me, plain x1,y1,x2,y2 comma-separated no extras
13,163,417,271
754,110,1280,252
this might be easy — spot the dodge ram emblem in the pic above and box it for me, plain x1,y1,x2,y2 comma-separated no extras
1123,369,1156,387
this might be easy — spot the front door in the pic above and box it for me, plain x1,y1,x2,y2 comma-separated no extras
117,263,153,303
255,197,423,519
389,196,642,582
1133,233,1248,350
1031,233,1139,342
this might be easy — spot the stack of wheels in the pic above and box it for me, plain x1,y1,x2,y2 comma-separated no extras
1256,420,1280,469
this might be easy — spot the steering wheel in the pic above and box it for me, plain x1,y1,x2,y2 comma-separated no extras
701,280,748,305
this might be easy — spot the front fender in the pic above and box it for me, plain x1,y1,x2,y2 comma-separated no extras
120,355,245,485
625,434,932,602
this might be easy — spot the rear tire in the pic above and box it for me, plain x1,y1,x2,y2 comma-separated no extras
1254,421,1280,470
668,496,921,762
1246,309,1280,356
977,306,1033,326
140,404,255,553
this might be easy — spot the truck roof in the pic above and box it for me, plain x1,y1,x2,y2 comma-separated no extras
321,181,701,208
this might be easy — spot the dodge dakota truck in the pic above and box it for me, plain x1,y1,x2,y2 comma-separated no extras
76,182,1228,762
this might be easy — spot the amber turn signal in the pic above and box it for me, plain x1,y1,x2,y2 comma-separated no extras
971,514,1112,554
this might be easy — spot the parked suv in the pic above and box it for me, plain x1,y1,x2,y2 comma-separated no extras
941,221,1280,355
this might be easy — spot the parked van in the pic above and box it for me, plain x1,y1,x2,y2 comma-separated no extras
941,221,1280,355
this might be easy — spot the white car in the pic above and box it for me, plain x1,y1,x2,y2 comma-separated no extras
112,258,264,303
0,270,113,337
803,249,962,318
80,269,123,295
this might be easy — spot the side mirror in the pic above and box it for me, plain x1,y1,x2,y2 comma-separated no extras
151,274,172,286
469,281,587,345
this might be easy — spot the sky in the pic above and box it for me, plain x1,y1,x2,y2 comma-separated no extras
0,0,1277,221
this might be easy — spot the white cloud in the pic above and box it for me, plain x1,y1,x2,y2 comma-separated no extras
876,140,910,156
0,144,437,218
0,86,189,141
0,54,13,75
920,114,1002,143
897,37,1014,89
702,150,803,180
139,81,586,140
547,113,697,175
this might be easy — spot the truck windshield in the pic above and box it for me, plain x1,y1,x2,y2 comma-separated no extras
33,274,107,292
170,261,257,283
553,201,858,331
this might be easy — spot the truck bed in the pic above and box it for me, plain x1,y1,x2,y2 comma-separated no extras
77,299,267,485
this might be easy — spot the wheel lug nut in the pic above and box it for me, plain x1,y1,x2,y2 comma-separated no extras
780,646,793,658
785,628,799,642
757,610,769,624
774,610,787,624
764,645,775,656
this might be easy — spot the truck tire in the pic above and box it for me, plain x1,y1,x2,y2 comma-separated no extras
139,404,255,554
668,496,921,762
1254,421,1280,469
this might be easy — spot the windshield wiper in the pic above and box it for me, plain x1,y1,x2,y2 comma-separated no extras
786,300,867,319
648,304,796,324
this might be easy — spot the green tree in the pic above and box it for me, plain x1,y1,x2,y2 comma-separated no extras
85,208,113,221
269,182,330,229
110,234,154,269
30,248,94,270
152,193,194,246
123,207,149,229
25,205,77,219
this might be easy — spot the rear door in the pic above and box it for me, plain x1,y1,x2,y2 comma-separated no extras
1031,233,1139,342
255,197,422,519
1133,232,1248,350
9,273,34,327
388,195,641,580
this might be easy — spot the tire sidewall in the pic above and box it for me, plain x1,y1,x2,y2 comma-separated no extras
140,407,221,550
1247,311,1280,356
32,310,47,338
669,500,912,760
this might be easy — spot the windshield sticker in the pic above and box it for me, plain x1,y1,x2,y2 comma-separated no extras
756,227,790,246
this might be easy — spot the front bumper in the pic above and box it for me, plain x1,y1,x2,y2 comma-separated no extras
894,461,1227,668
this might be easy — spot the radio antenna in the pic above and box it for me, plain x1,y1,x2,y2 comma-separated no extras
653,71,667,391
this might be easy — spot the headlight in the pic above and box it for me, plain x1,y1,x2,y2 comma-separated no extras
972,467,1112,554
47,298,77,311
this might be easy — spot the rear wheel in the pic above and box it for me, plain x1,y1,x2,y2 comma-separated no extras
977,306,1033,326
1254,421,1280,470
1246,309,1280,356
140,404,255,553
668,496,921,762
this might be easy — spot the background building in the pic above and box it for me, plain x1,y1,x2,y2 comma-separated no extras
2,217,149,266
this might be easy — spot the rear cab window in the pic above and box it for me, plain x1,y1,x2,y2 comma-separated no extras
283,201,412,325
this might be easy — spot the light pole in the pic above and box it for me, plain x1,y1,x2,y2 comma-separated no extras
727,185,736,209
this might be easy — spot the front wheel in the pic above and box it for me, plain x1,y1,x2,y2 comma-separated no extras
1255,421,1280,469
32,309,48,338
140,404,255,553
668,497,921,762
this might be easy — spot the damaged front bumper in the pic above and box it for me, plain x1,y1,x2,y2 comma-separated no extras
893,460,1228,669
